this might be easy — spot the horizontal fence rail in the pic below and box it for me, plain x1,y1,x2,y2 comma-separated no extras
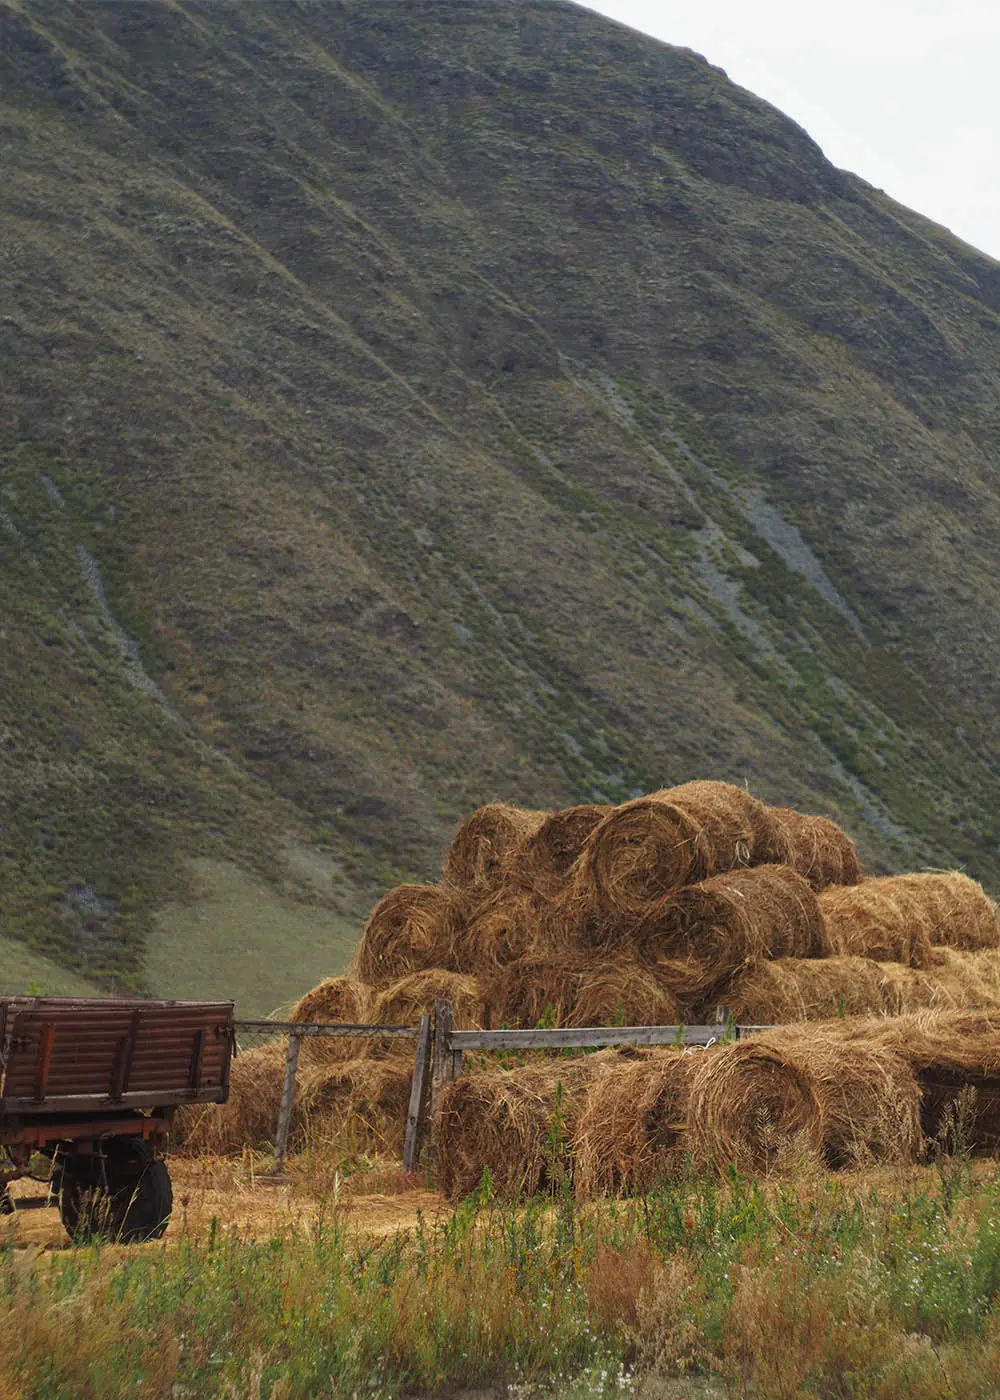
447,1024,738,1051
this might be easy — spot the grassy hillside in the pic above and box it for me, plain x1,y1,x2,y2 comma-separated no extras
2,0,1000,1001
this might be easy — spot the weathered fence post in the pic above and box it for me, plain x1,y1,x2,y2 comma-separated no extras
430,999,455,1134
272,1028,301,1175
402,1012,432,1172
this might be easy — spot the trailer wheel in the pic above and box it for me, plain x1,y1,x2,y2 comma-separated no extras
58,1137,172,1244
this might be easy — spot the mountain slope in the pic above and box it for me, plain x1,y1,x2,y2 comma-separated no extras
2,0,1000,1004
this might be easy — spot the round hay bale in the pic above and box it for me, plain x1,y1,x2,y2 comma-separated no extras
434,1052,629,1200
820,872,1000,967
637,865,828,989
298,1058,412,1157
725,956,893,1024
372,969,483,1035
290,976,377,1066
687,1040,826,1174
756,1028,923,1169
567,960,683,1029
921,949,1000,1009
573,1050,702,1197
575,781,777,917
764,808,861,890
457,889,541,973
172,1043,287,1156
517,805,614,898
444,804,549,900
479,953,585,1028
352,882,466,988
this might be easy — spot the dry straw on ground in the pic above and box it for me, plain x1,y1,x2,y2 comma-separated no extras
573,1050,703,1197
764,807,861,890
636,864,828,995
573,781,777,919
290,975,376,1066
820,871,1000,967
434,1051,635,1200
443,803,549,901
352,882,465,988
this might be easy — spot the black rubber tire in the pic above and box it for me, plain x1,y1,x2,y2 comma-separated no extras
0,1188,14,1216
58,1137,172,1244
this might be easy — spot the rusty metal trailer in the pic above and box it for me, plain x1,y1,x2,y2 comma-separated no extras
1,996,233,1242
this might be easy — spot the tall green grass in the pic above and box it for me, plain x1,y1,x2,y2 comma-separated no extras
7,1159,1000,1397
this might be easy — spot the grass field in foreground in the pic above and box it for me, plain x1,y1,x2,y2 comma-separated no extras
5,1157,1000,1399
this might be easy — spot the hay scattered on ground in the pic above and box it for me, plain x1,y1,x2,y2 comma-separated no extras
765,808,861,890
637,865,828,993
298,1059,412,1156
574,781,775,917
444,804,549,900
352,883,465,988
290,976,376,1066
821,872,1000,967
434,1051,638,1200
574,1051,703,1197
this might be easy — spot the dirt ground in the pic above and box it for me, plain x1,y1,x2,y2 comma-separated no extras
1,1156,449,1251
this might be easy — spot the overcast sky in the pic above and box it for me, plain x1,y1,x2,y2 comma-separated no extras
579,0,1000,262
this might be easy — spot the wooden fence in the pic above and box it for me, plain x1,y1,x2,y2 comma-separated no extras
234,1005,766,1175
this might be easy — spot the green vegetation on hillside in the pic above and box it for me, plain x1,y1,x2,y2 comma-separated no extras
3,0,1000,994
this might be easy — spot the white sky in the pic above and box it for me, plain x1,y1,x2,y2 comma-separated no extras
579,0,1000,262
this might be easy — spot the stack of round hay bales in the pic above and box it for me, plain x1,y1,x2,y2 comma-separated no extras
203,780,1000,1170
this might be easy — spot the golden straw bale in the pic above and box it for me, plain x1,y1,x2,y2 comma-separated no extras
444,804,549,900
456,890,542,973
352,882,466,988
686,1040,825,1174
479,954,586,1028
725,957,893,1024
575,781,779,917
172,1044,287,1156
573,1050,703,1196
298,1058,412,1156
820,872,1000,968
727,949,1000,1027
517,805,614,897
434,1051,634,1200
638,865,828,988
373,969,483,1034
567,960,683,1029
779,1009,1000,1153
764,808,861,890
290,976,376,1067
688,1030,922,1174
754,1028,923,1169
921,949,1000,1008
